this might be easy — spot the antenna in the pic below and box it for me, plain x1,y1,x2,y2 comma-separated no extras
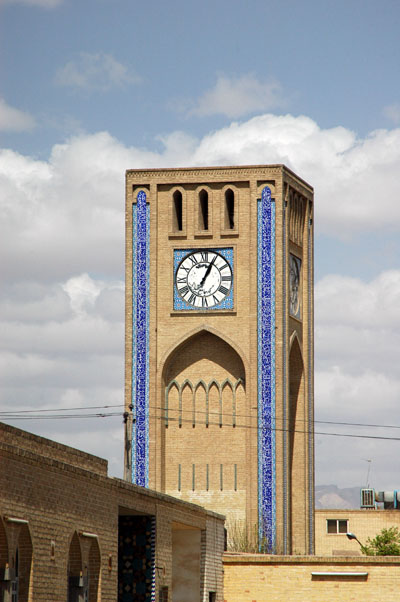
363,459,372,488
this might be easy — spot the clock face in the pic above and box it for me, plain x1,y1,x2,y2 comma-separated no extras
175,250,233,309
289,254,301,317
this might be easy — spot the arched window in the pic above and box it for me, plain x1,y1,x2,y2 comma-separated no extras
199,189,208,230
225,188,235,230
172,190,183,231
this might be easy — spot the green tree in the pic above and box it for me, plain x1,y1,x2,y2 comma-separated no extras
361,527,400,556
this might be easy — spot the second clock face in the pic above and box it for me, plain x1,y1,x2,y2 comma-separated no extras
175,250,233,309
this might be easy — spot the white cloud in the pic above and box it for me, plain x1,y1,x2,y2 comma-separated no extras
55,52,140,92
0,0,61,7
383,103,400,125
1,115,400,483
0,98,36,132
315,271,400,488
187,74,285,118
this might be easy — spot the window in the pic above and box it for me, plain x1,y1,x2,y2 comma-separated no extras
199,189,209,230
327,519,348,534
225,188,235,229
172,190,183,231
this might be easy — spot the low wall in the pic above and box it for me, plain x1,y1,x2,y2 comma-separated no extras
223,553,400,601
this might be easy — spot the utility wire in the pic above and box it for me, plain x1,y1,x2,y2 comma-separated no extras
3,410,400,443
1,403,400,433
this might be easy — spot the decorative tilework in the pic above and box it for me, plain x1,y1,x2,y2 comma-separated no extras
257,186,276,552
308,217,314,553
282,203,288,554
173,247,234,311
131,190,150,487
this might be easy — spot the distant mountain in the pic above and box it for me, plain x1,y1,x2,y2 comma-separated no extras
315,485,362,509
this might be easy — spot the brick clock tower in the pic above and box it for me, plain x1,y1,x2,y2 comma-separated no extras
124,165,314,555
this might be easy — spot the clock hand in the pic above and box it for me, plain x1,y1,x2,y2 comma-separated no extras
200,255,217,287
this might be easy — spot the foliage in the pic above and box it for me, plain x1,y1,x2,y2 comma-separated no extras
361,526,400,556
227,520,271,553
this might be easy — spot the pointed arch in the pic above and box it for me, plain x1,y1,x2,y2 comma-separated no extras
193,380,206,426
88,537,101,602
288,334,306,553
165,380,179,427
160,325,248,384
182,380,195,427
221,379,234,426
15,523,32,602
0,518,8,570
68,532,82,600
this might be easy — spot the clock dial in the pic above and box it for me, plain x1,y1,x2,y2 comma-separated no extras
175,250,233,309
289,254,301,317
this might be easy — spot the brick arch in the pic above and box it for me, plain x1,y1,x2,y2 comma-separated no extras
68,531,83,580
162,330,248,526
88,538,101,602
162,329,246,385
0,518,8,570
288,334,306,554
16,524,33,602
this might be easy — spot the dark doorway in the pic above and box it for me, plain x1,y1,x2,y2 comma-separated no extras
118,515,155,602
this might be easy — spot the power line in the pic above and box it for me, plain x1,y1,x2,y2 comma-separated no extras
3,410,400,443
2,403,400,433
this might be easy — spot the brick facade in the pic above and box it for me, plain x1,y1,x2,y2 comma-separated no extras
223,553,400,601
125,165,314,554
0,422,225,601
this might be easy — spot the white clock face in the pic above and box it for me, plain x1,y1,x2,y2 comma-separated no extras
289,254,301,317
175,250,233,308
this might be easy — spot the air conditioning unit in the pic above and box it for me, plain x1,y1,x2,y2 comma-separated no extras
376,490,400,509
360,488,375,508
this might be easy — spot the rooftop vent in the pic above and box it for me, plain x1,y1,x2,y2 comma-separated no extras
360,488,375,508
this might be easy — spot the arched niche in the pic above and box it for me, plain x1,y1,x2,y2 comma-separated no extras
88,538,101,602
163,330,246,385
0,519,8,569
16,524,33,602
288,335,306,553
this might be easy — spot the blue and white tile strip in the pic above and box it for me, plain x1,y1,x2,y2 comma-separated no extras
282,201,288,554
131,190,150,487
308,213,314,553
257,186,276,552
151,516,156,602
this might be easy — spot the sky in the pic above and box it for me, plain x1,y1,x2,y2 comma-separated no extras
1,0,400,491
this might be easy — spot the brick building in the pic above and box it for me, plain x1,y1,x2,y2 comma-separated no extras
0,422,224,601
124,165,314,555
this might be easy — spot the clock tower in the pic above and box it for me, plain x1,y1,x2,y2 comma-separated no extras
124,165,314,554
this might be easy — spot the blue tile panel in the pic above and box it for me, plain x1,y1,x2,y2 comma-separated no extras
257,186,276,552
131,190,150,487
308,216,314,553
173,247,234,310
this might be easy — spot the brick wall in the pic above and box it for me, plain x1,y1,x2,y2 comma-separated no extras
0,422,225,601
223,553,400,602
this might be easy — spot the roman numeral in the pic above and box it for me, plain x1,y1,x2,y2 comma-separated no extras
188,293,196,305
202,296,209,308
221,274,232,282
219,285,229,295
200,251,209,262
212,294,219,305
188,255,198,266
178,285,189,296
176,277,186,283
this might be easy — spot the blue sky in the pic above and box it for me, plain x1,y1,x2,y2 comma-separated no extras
1,0,400,491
